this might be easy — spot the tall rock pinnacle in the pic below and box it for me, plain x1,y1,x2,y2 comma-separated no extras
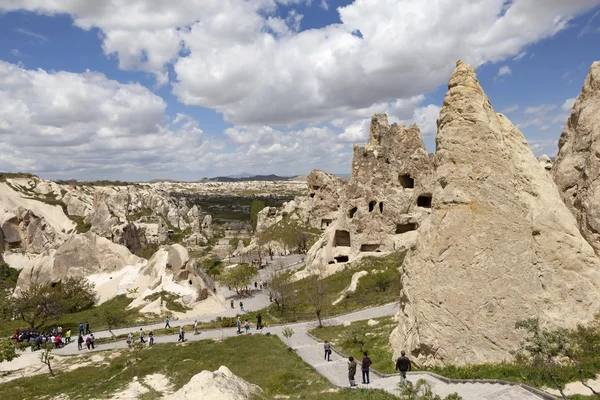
552,61,600,254
390,61,600,366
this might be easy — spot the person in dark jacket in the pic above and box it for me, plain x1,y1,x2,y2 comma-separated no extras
361,351,372,384
324,341,331,361
348,356,357,387
396,350,412,385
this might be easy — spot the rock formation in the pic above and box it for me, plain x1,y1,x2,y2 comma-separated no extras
390,61,600,366
306,170,348,229
305,115,433,271
164,366,263,400
552,61,600,254
538,155,553,172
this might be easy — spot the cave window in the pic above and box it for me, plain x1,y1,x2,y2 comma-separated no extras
417,194,432,208
310,193,315,198
312,185,321,190
189,280,193,285
333,230,351,247
321,218,332,228
368,201,376,213
396,223,418,234
399,174,415,189
334,255,349,263
349,207,358,219
360,244,380,252
379,202,383,214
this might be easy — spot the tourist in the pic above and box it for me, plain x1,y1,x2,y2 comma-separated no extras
66,328,71,343
178,326,185,342
194,319,199,335
140,328,146,344
54,335,60,349
230,299,234,309
244,320,250,334
254,281,258,289
259,280,263,290
324,341,332,361
79,322,84,335
90,333,95,349
127,332,134,347
78,333,84,350
149,331,154,346
240,301,244,312
85,335,92,350
85,321,90,335
256,313,262,330
236,317,242,334
396,351,412,385
348,356,357,387
165,316,171,329
57,326,63,335
361,351,372,384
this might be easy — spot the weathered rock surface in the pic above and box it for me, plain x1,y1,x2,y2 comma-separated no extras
538,155,553,172
305,115,433,271
390,61,600,366
552,61,600,254
164,366,263,400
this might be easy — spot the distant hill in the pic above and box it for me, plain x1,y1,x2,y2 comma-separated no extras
210,174,293,182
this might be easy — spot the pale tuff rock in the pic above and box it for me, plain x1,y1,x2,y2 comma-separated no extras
390,61,600,366
306,170,348,229
305,114,433,271
552,61,600,254
163,366,263,400
538,155,553,172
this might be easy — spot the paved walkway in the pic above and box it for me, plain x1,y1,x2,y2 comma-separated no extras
54,303,554,400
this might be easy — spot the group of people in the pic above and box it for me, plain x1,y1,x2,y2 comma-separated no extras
13,322,97,352
330,341,412,388
236,313,264,334
127,328,155,347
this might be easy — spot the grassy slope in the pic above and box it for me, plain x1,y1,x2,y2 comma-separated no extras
309,316,398,374
257,252,405,325
0,335,397,400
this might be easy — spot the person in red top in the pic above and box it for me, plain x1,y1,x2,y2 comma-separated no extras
362,351,373,384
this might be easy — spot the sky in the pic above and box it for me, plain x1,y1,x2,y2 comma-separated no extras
0,0,599,181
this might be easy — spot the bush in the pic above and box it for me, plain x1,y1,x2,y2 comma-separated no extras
0,263,20,289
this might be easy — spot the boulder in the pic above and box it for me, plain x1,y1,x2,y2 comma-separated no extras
552,61,600,254
538,155,553,172
163,366,263,400
390,61,600,366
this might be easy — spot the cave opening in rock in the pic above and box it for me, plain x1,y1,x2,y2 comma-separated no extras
349,207,358,219
396,223,418,234
189,280,193,285
312,185,321,190
333,230,351,247
369,201,376,212
321,218,332,228
334,255,349,263
360,244,380,252
417,194,432,208
399,174,415,189
379,202,383,214
310,193,315,198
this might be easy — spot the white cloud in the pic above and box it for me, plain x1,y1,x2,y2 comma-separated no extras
513,51,527,60
501,104,519,114
497,65,512,76
561,97,577,111
524,104,557,115
0,60,209,180
14,28,48,43
403,104,441,138
320,0,329,10
2,0,598,126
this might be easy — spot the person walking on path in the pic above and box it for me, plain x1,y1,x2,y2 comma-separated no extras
165,316,171,329
57,326,63,336
230,299,234,309
85,322,90,335
348,356,357,387
85,335,92,350
149,331,154,346
396,351,412,385
78,333,84,351
194,320,199,335
90,333,95,349
140,328,146,344
127,332,134,347
66,329,71,344
236,317,242,334
244,320,250,335
256,313,262,330
178,326,185,342
240,301,244,312
362,351,372,385
324,341,332,361
79,322,84,335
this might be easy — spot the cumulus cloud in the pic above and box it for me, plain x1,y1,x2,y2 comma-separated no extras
561,97,577,111
2,0,598,126
0,61,208,180
497,65,512,76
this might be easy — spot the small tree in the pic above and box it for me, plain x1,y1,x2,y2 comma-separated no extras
0,341,20,363
397,379,462,400
348,324,369,352
219,264,258,295
10,283,65,330
57,277,97,313
282,326,295,348
40,343,55,377
98,309,126,340
307,266,327,327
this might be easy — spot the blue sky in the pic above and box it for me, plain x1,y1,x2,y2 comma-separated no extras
0,0,599,181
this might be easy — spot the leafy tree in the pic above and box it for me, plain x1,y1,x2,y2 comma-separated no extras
0,341,20,363
57,277,97,313
0,262,20,289
307,266,327,327
97,309,127,340
282,326,295,348
10,283,66,330
40,343,56,377
219,264,258,295
250,199,266,232
269,269,297,316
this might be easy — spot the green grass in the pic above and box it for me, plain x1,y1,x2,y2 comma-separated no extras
257,252,405,325
0,335,397,399
70,215,92,233
127,208,154,221
143,291,192,313
309,316,398,374
0,295,159,338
